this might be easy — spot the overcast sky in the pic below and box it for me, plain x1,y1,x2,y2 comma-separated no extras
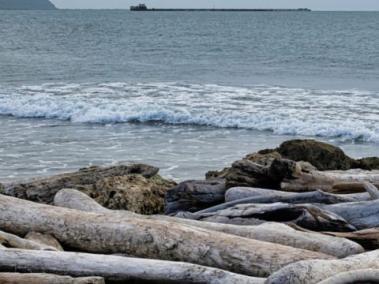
51,0,379,11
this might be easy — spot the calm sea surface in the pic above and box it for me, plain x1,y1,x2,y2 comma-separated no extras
0,10,378,181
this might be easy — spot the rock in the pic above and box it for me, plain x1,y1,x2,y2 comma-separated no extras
3,164,175,214
93,174,176,214
165,179,226,214
224,158,298,189
276,139,355,170
356,157,379,170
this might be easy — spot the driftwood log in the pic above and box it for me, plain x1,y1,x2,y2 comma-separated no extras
0,194,332,277
0,249,265,284
0,230,58,251
54,189,364,258
164,179,226,214
224,187,370,203
281,169,379,192
189,198,379,231
325,228,379,250
25,231,64,251
200,188,371,214
0,273,104,284
318,269,379,284
266,249,379,284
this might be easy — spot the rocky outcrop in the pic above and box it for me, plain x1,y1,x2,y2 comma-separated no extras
165,179,226,214
3,164,176,214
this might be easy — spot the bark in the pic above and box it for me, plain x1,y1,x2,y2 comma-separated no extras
224,187,369,203
54,189,364,258
318,269,379,284
324,228,379,250
25,231,64,251
200,189,369,214
0,273,104,284
0,230,58,251
0,194,332,277
281,169,379,193
266,250,379,284
0,249,264,284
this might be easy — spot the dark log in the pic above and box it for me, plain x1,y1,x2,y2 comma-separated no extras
198,188,370,214
324,228,379,250
165,179,226,214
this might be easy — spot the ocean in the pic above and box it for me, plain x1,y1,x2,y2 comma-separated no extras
0,10,378,181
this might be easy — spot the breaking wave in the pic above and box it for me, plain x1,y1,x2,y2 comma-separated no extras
0,82,378,143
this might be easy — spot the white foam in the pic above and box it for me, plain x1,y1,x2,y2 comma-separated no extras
0,82,378,143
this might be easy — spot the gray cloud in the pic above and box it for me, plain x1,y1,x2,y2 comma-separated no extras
51,0,379,10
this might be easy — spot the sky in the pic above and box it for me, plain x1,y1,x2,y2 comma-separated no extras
51,0,379,11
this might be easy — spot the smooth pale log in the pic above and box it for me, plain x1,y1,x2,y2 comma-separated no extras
0,249,264,284
318,269,379,284
25,231,64,251
0,194,331,277
0,273,104,284
0,230,58,251
224,187,370,203
281,169,379,192
200,189,370,214
266,250,379,284
54,189,364,258
324,228,379,250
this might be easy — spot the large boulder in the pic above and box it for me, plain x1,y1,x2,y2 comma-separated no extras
165,179,226,214
276,139,355,171
3,164,176,214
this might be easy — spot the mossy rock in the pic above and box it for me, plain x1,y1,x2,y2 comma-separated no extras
277,139,355,170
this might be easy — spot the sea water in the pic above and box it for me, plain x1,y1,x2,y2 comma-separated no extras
0,10,378,181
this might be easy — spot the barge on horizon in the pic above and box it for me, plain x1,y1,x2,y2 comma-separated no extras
130,4,311,12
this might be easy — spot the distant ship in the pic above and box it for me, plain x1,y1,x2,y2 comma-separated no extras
130,4,311,12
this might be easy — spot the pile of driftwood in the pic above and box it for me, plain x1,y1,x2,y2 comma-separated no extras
0,139,379,283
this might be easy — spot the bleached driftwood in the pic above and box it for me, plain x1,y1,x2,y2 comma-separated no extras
266,249,379,284
318,269,379,284
281,169,379,193
25,232,63,251
54,188,363,258
200,188,370,214
0,194,331,277
0,230,58,251
0,249,264,284
0,273,104,284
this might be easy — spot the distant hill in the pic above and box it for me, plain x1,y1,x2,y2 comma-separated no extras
0,0,57,10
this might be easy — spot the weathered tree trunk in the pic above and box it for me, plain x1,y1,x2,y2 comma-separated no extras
54,189,364,258
324,228,379,250
25,232,63,251
0,194,331,277
318,269,379,284
0,249,264,284
281,169,379,193
0,230,58,251
200,189,370,214
266,250,379,284
224,187,370,203
0,273,104,284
